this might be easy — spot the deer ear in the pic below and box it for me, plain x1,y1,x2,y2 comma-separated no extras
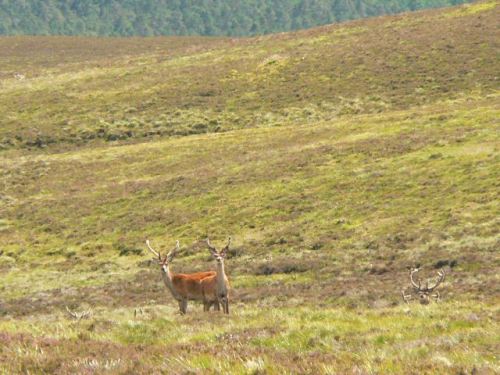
166,253,175,264
166,247,177,264
208,247,218,257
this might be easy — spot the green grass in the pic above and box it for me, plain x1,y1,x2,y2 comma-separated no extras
1,94,498,372
0,302,498,373
0,1,499,373
2,97,498,302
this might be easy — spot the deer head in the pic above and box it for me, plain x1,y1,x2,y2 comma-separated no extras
206,237,231,263
402,268,446,304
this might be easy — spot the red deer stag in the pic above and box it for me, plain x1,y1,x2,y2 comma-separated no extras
201,237,231,314
402,268,446,304
146,240,216,314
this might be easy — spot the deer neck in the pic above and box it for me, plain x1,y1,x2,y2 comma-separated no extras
161,264,181,300
215,261,228,294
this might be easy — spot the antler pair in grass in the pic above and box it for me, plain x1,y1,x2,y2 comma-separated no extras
402,268,446,304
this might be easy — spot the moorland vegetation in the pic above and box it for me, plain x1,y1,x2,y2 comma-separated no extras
0,1,498,373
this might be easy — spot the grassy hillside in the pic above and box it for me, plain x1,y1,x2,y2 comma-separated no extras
0,1,499,373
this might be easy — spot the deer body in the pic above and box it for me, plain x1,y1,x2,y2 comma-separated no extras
147,240,216,314
201,261,230,312
200,274,219,311
160,266,214,300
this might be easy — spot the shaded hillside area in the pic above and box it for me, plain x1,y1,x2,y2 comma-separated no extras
0,0,472,36
0,1,499,373
0,1,498,150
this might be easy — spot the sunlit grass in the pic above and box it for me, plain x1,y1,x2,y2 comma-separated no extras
0,301,498,373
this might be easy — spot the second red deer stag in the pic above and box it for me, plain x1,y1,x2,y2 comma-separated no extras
146,240,216,314
402,268,446,304
201,237,231,314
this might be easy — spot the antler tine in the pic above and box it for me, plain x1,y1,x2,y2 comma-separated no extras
219,236,232,257
66,306,76,318
401,290,412,304
206,237,217,252
431,291,441,301
410,268,421,290
145,240,161,258
167,240,180,258
427,269,446,291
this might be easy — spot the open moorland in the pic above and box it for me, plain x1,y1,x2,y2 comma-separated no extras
0,1,499,373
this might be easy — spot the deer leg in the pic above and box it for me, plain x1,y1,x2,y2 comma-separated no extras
179,299,187,314
222,297,229,314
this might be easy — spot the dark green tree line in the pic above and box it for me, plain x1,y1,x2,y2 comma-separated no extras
0,0,472,36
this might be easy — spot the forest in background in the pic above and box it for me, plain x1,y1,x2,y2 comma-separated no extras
0,0,472,36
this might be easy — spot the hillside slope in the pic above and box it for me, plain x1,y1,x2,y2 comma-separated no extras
0,1,499,374
0,0,498,150
1,89,498,375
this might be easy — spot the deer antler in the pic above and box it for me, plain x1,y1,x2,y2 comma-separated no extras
403,267,447,304
409,268,421,290
401,289,412,304
66,306,92,321
207,238,217,254
427,269,446,292
220,236,232,257
146,240,161,259
166,240,180,262
147,239,179,264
